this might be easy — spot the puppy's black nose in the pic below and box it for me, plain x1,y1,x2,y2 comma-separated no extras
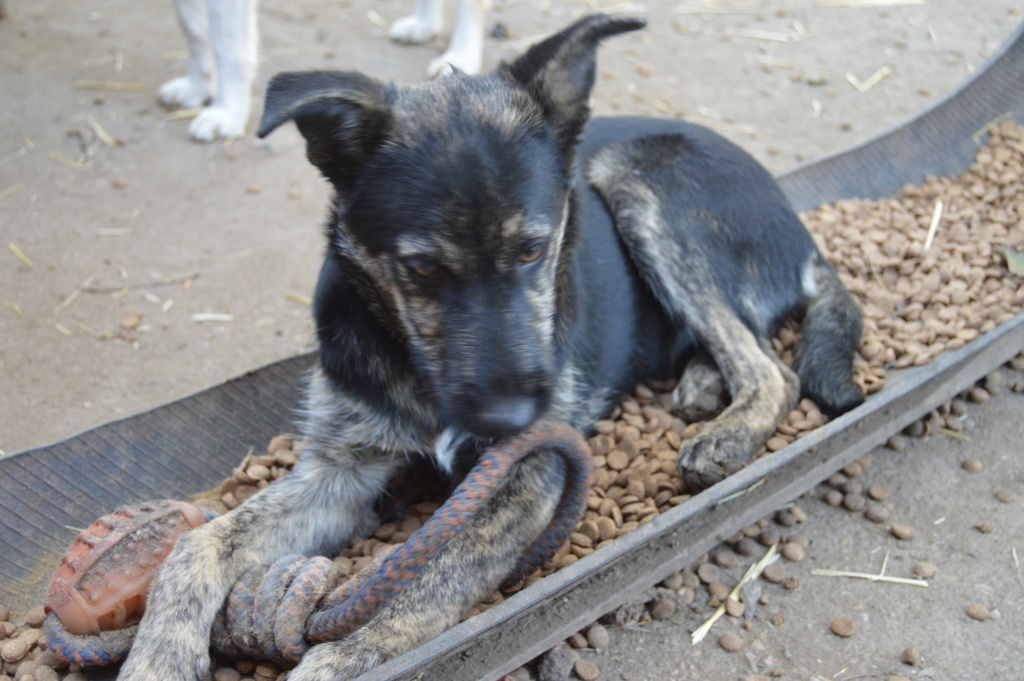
469,397,537,438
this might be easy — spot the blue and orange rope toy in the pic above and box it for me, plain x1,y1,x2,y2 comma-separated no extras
44,420,593,667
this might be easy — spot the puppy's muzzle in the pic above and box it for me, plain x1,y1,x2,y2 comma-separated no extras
456,374,551,438
468,396,538,437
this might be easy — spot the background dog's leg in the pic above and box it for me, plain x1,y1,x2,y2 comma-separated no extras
427,0,489,77
160,0,215,110
389,0,444,47
187,0,258,141
287,450,566,681
117,446,401,681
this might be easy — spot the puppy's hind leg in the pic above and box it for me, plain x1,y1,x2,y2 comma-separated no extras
794,253,864,416
160,0,215,110
589,139,799,490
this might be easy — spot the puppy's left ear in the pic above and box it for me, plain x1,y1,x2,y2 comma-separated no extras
258,70,394,192
505,14,645,157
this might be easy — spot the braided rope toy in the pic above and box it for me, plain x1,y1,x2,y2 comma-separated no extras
44,420,593,667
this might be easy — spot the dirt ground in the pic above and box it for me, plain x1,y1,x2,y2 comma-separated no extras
1,0,1022,680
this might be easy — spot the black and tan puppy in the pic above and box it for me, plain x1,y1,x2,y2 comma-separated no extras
117,15,863,680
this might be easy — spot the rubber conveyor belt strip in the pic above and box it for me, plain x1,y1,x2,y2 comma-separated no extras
2,20,1024,681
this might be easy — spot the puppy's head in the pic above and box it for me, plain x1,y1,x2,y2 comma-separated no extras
259,15,644,438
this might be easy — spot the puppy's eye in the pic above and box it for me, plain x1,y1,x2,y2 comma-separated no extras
518,241,546,265
405,259,444,281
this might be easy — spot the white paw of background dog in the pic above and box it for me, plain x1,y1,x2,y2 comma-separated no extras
188,105,248,142
159,75,213,110
389,14,441,44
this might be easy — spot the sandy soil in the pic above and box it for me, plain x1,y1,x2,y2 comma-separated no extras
1,1,1022,680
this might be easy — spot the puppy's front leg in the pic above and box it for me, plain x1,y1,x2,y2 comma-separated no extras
288,450,566,681
117,448,400,681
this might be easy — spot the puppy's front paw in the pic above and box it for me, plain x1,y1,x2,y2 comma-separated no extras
288,637,389,681
116,635,210,681
389,15,440,44
159,76,213,109
676,422,757,491
188,105,248,142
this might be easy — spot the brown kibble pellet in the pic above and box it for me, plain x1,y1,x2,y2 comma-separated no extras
781,542,804,562
214,668,242,681
719,632,744,652
913,561,936,578
661,572,684,590
708,581,731,601
762,564,785,583
575,660,601,681
842,492,866,512
961,458,984,473
886,434,908,451
758,527,780,546
715,549,738,569
25,605,46,628
840,479,862,495
865,503,890,523
650,597,676,620
735,537,759,556
968,387,990,404
586,624,610,650
867,483,890,501
887,676,911,681
697,562,721,584
725,597,745,617
567,632,588,649
770,610,785,626
891,522,914,540
995,489,1017,503
822,489,843,506
606,450,629,470
258,663,282,679
1,636,30,662
775,510,797,527
830,615,855,637
965,603,990,621
901,647,921,665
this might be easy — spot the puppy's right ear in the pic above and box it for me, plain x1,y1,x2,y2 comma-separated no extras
258,71,394,191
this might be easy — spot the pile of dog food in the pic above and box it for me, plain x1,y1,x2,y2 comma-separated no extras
1,122,1022,681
